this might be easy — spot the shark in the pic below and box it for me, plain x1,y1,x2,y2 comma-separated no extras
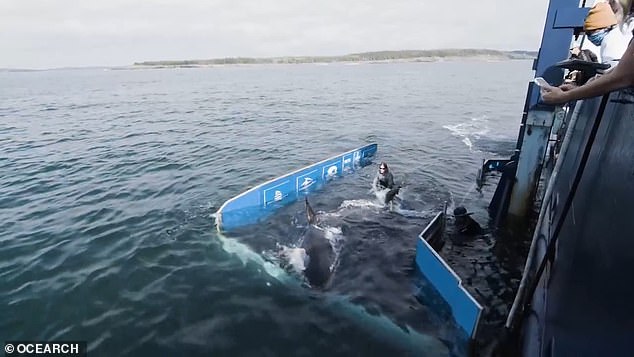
299,197,337,289
214,228,450,356
211,195,452,355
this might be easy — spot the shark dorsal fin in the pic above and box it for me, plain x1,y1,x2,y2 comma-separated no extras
305,197,317,225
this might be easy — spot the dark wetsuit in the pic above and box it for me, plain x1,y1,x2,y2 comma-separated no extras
457,217,482,235
373,171,394,190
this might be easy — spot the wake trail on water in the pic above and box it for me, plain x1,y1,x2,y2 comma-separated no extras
367,186,435,219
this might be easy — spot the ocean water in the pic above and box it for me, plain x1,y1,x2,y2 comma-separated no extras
1,60,533,356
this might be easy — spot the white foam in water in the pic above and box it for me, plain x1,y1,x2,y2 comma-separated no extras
443,115,491,152
323,226,343,236
368,187,433,218
443,116,490,137
462,137,473,150
279,246,308,274
339,199,382,209
393,207,435,218
372,187,401,207
374,189,388,204
322,226,344,251
319,199,381,220
323,226,345,273
216,232,293,284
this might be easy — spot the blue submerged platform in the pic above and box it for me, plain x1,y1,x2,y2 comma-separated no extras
216,143,377,231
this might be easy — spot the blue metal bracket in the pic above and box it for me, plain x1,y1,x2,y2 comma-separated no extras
476,158,512,191
553,7,590,29
509,111,555,218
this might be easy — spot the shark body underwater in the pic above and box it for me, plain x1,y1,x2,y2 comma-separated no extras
299,197,337,288
214,197,452,355
299,184,401,287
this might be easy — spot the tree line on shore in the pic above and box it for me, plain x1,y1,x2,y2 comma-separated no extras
134,49,537,66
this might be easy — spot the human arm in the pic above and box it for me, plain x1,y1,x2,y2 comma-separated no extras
587,49,598,63
541,40,634,104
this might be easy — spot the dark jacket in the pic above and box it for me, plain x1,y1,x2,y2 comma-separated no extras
456,216,482,236
373,171,394,190
570,49,598,63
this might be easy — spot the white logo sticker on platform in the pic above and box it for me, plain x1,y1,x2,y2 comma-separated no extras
322,161,341,180
342,153,354,172
299,177,315,191
263,180,292,207
296,170,319,193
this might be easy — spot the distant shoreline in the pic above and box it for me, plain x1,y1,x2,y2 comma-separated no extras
133,49,536,68
0,49,536,72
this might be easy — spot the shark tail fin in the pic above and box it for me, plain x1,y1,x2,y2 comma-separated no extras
305,196,317,225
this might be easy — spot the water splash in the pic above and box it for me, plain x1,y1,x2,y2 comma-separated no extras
443,115,491,152
278,246,308,274
216,232,294,284
338,199,383,210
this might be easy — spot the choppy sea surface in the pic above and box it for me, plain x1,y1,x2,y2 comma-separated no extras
1,61,533,356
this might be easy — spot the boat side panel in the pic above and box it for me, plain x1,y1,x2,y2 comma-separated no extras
416,214,483,339
541,90,634,355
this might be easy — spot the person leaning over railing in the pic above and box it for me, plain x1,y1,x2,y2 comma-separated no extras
564,46,599,85
584,2,631,67
541,30,634,105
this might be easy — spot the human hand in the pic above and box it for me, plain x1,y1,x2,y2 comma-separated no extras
540,84,570,105
559,83,578,91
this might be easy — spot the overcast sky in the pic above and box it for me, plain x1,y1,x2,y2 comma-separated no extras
1,0,551,69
